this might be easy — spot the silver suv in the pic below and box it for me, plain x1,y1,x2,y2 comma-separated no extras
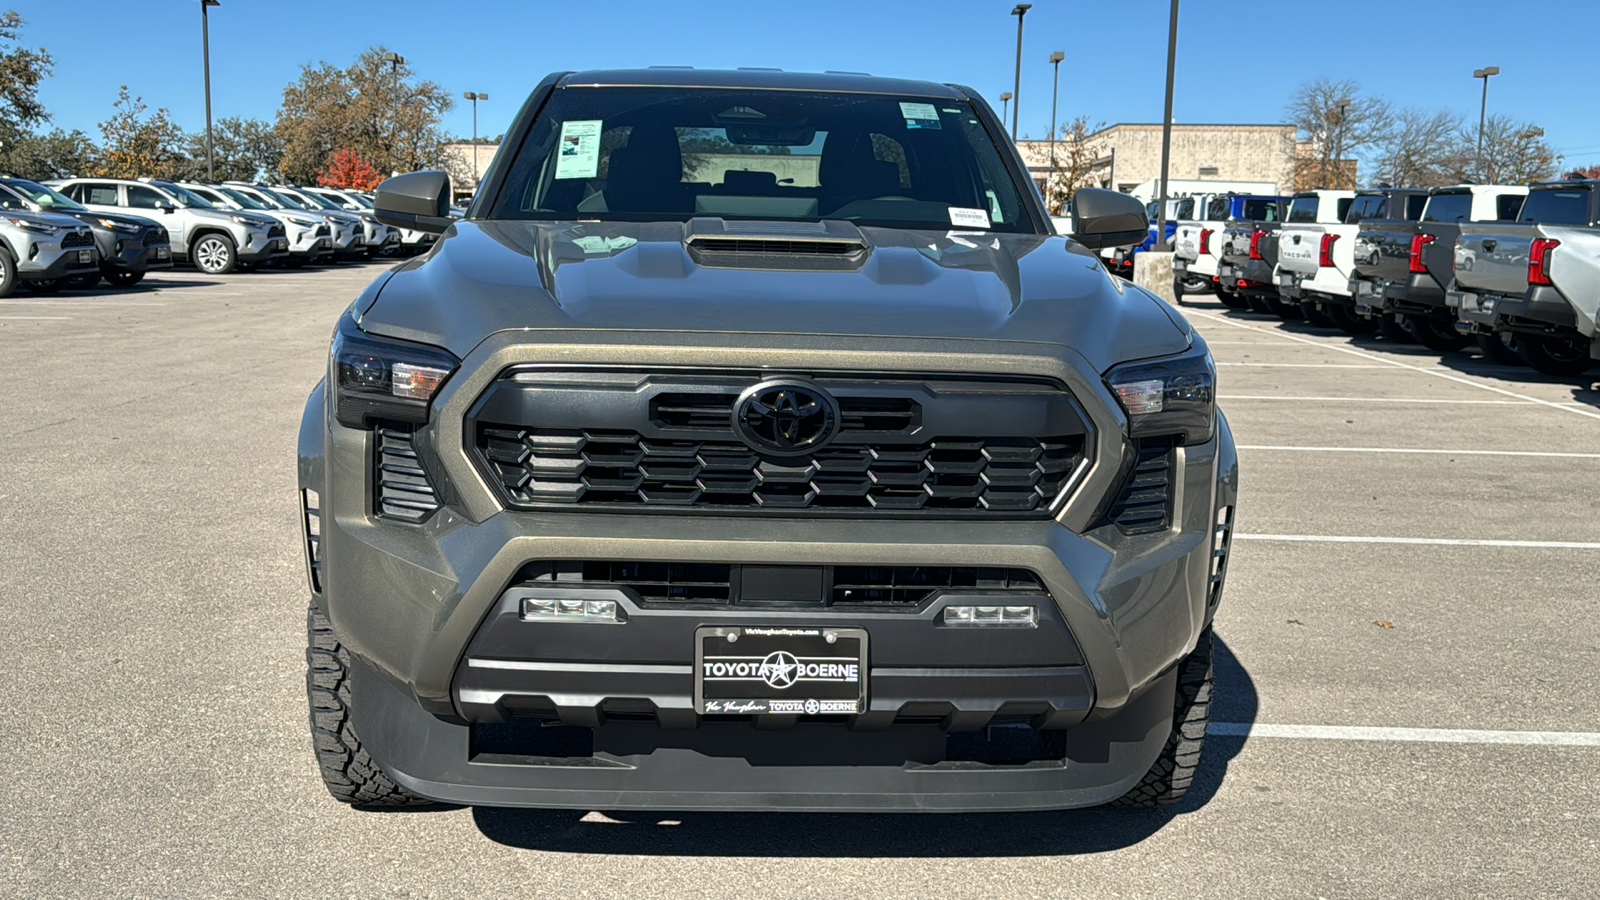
304,186,432,256
0,208,99,297
224,183,363,261
48,177,285,274
178,183,332,266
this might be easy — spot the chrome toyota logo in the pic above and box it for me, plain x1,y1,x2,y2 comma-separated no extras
734,380,839,455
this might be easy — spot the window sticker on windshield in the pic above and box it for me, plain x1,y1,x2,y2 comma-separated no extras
554,120,603,179
948,206,990,229
900,102,942,130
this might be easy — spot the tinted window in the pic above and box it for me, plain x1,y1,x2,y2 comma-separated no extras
1240,199,1278,221
1495,194,1523,221
1422,192,1470,222
0,187,25,210
86,183,122,206
491,87,1034,232
1405,194,1427,220
126,185,167,209
1335,198,1353,221
1174,198,1195,219
1287,197,1319,222
1518,188,1588,225
1343,195,1380,223
1206,197,1228,220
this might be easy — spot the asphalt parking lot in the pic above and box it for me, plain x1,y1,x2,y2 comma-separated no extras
2,266,1596,899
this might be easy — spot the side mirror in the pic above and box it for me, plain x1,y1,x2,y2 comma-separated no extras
155,201,176,214
1069,188,1148,250
373,170,454,234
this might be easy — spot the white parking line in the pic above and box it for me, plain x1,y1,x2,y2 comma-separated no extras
1220,395,1535,405
1192,311,1600,422
1217,363,1392,369
1210,722,1600,747
0,316,72,320
1238,444,1600,459
1235,534,1600,550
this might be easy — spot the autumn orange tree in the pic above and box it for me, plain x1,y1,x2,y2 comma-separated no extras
316,147,383,190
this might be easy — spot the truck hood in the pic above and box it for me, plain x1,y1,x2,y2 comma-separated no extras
358,220,1192,372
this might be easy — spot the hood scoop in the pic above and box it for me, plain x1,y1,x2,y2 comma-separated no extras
683,217,869,271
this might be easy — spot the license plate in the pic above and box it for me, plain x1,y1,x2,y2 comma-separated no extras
696,625,867,715
77,250,94,264
155,247,170,259
272,240,287,251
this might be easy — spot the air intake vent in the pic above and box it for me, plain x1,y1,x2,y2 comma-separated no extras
1103,438,1174,535
375,424,440,522
689,238,861,256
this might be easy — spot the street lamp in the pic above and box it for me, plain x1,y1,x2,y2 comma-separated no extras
1473,66,1500,180
1010,4,1031,140
1048,51,1064,168
1156,0,1179,245
462,92,489,184
383,52,406,167
1332,97,1351,188
200,0,220,181
999,92,1012,124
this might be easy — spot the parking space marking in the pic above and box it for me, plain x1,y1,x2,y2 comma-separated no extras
1238,444,1600,459
0,300,167,307
1235,533,1600,549
1192,311,1600,422
1210,722,1600,747
1220,394,1536,405
1217,363,1392,369
0,315,72,320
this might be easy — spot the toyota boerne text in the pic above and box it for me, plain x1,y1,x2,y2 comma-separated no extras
299,67,1238,812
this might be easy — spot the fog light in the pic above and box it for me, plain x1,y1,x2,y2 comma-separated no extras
521,597,619,623
942,604,1037,627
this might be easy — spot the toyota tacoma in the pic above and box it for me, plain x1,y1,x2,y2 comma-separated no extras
299,68,1238,812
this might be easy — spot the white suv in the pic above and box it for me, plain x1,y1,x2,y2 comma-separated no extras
303,185,432,256
178,183,333,266
224,183,363,261
47,178,286,274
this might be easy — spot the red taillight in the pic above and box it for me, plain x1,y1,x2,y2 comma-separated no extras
1528,238,1560,286
1318,233,1340,267
1199,229,1212,254
1248,229,1264,260
1408,233,1435,274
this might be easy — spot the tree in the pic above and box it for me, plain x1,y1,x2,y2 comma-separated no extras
316,147,383,190
275,47,454,183
0,127,96,179
1455,115,1558,184
0,11,52,151
1565,163,1600,179
92,85,185,179
1286,78,1392,189
172,117,282,182
1042,116,1103,214
1372,108,1468,188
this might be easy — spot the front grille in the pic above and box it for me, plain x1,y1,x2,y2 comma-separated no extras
1102,437,1175,534
142,228,168,246
61,230,94,248
268,224,286,239
374,425,440,522
315,225,330,237
516,561,1046,608
651,392,917,433
478,426,1081,513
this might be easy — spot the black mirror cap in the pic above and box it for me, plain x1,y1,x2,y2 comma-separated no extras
1070,187,1149,250
374,170,455,234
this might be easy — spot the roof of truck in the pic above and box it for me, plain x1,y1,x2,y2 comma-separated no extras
556,68,966,99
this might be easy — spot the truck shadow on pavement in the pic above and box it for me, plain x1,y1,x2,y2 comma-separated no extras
466,635,1258,857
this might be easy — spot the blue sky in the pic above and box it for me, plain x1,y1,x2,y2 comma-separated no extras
12,0,1600,166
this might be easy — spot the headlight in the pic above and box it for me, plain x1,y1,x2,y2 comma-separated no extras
288,216,318,227
1105,345,1215,445
4,217,60,235
97,218,141,233
330,313,458,429
230,215,268,228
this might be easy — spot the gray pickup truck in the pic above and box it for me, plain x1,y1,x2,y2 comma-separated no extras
1450,178,1600,375
1351,185,1525,353
1216,198,1293,317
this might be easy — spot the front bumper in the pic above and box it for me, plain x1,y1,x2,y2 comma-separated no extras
102,234,172,273
17,240,99,279
238,230,289,263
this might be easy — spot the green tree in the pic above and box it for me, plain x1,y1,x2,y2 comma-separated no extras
174,117,283,182
0,127,96,179
275,47,453,183
0,11,52,150
92,85,185,179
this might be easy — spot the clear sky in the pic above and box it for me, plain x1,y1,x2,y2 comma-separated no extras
12,0,1600,168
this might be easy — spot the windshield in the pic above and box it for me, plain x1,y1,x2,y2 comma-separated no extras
489,86,1035,232
291,190,340,211
260,188,310,210
218,188,267,210
7,179,87,212
154,183,215,209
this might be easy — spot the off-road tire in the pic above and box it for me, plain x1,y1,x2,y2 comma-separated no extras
306,603,431,807
1516,333,1595,378
103,271,141,288
1112,628,1213,807
1405,314,1469,352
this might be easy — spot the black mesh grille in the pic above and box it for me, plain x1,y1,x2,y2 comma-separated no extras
478,426,1081,514
375,425,440,522
516,562,1045,607
60,230,94,248
1103,438,1175,534
142,228,168,245
315,225,330,237
268,224,286,238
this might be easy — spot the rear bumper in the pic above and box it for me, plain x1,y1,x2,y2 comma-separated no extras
1217,260,1275,296
1451,286,1577,333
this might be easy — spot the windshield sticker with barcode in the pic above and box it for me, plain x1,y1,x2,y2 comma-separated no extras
554,120,603,179
948,207,991,229
900,102,942,130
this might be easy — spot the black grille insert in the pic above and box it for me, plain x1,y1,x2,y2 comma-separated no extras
515,562,1045,608
375,424,440,522
650,392,918,433
61,230,94,249
1103,437,1175,534
142,228,168,246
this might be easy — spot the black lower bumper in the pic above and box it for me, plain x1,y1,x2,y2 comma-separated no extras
104,242,172,274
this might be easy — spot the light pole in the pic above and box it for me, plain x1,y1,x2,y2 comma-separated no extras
383,52,406,168
1332,98,1351,188
463,92,488,184
999,92,1012,124
1473,66,1500,180
1010,4,1030,140
200,0,219,181
1048,51,1064,167
1155,0,1179,244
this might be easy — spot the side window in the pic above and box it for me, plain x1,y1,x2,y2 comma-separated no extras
86,183,121,206
1206,198,1227,220
1495,194,1523,221
1406,194,1427,219
126,185,166,209
0,188,24,210
1335,198,1353,221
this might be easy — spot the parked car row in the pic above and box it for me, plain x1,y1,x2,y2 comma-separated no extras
0,174,447,296
1171,178,1600,377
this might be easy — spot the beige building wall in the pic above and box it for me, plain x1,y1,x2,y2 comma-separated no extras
1018,123,1299,194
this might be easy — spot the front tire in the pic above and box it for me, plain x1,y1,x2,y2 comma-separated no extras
191,233,237,275
0,250,15,298
306,603,431,807
1112,628,1213,807
1516,334,1595,377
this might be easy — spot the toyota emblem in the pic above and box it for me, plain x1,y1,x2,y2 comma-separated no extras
733,380,839,456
